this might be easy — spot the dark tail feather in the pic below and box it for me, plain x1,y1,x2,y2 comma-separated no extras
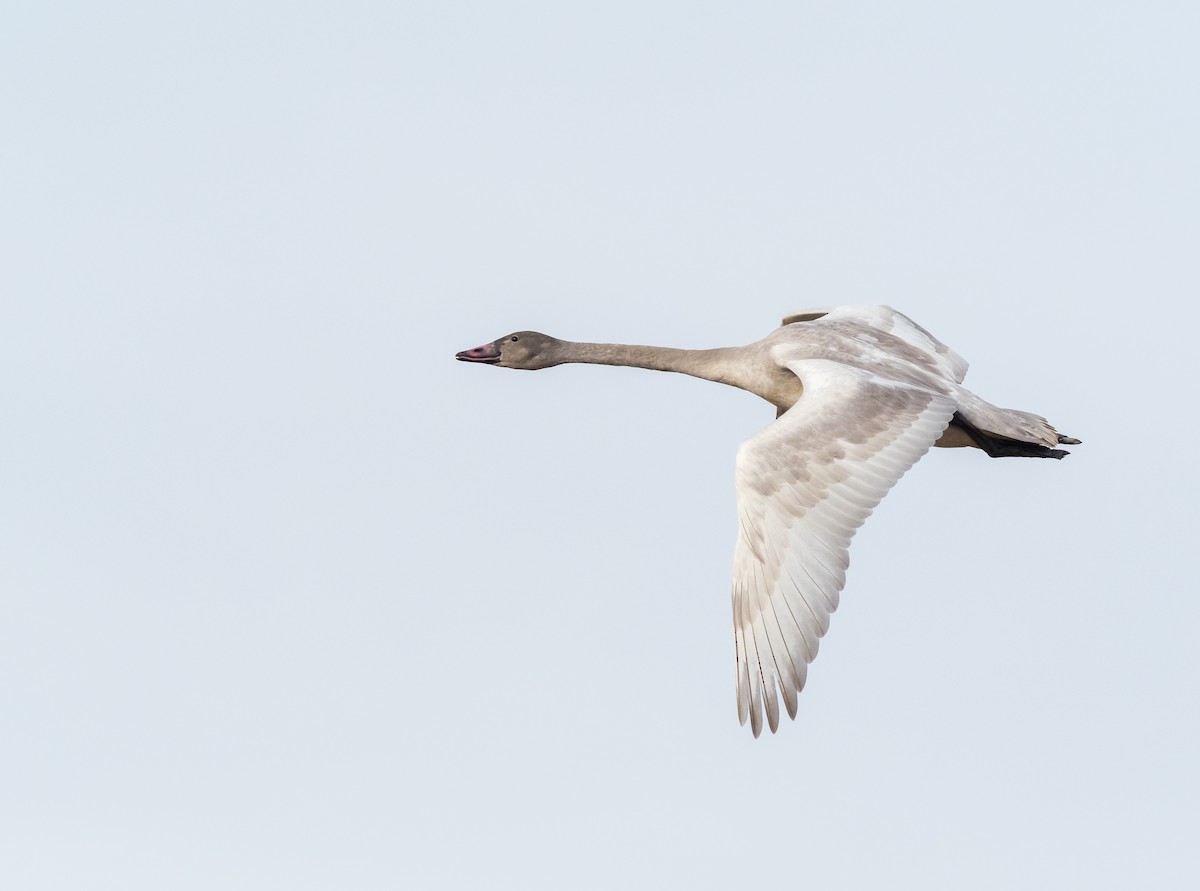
952,412,1074,460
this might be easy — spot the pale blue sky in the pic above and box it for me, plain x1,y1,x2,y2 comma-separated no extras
2,2,1197,888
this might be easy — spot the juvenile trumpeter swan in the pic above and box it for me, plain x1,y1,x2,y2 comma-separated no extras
457,306,1080,736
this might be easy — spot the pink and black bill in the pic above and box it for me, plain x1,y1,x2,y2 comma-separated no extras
455,341,501,363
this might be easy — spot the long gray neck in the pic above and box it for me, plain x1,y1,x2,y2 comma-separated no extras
555,340,746,389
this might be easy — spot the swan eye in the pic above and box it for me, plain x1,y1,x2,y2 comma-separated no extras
511,336,519,342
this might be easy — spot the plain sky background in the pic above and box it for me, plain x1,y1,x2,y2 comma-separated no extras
2,1,1198,888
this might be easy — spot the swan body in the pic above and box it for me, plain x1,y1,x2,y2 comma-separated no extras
456,306,1080,736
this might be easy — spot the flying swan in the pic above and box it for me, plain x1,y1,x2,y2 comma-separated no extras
456,306,1080,736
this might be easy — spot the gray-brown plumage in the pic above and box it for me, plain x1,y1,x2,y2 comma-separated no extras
456,305,1080,735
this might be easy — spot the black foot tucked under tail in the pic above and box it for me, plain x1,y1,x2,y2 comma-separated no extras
951,412,1076,460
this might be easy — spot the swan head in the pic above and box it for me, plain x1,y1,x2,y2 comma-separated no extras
455,332,562,370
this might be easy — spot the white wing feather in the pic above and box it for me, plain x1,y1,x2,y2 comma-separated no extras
732,358,957,736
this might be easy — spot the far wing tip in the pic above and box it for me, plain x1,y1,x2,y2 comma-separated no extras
780,308,831,326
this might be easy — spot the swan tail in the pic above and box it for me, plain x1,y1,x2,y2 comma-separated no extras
950,411,1079,460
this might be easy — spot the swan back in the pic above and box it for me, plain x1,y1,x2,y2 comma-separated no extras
782,305,969,385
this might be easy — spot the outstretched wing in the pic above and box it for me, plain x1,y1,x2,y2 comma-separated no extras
732,358,957,736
